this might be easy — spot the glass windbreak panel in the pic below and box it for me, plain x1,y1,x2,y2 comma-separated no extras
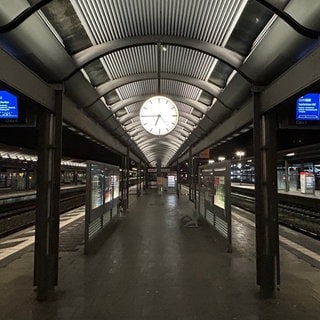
91,165,103,209
104,173,112,203
200,167,214,212
214,176,225,211
112,175,120,199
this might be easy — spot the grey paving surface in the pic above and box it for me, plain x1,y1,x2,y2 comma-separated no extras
0,190,320,319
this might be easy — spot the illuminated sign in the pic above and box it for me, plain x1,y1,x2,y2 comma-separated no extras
296,93,320,120
0,90,18,119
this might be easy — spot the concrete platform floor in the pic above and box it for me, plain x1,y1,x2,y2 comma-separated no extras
0,189,320,320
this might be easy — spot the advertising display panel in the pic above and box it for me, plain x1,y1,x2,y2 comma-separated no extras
168,175,176,188
198,161,232,252
167,174,177,193
85,161,120,254
214,176,225,210
91,165,104,210
300,172,315,194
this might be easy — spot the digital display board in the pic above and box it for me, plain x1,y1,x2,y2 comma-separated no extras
0,90,18,119
296,93,320,120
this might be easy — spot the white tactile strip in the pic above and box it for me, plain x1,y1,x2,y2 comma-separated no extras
0,206,85,261
232,211,320,264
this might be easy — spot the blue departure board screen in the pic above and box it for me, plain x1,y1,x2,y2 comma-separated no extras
296,93,320,121
0,90,18,119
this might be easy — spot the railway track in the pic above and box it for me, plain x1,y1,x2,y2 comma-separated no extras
231,187,320,240
0,186,86,238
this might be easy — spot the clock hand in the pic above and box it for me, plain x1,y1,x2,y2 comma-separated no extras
155,114,160,126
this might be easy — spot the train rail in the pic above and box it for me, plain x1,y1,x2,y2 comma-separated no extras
0,186,86,238
231,186,320,240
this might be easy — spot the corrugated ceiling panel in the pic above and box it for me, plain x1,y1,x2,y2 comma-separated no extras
161,80,200,100
117,80,158,99
104,45,157,79
174,101,193,114
75,0,247,44
125,103,141,114
161,46,215,80
117,79,201,101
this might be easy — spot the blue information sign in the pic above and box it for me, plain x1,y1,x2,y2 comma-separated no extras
296,93,320,120
0,90,18,119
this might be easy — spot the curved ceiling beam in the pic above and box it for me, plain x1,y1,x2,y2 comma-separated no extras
134,133,185,146
123,118,194,133
124,121,190,134
177,112,200,124
129,126,189,138
142,149,175,158
145,156,172,166
126,125,190,139
175,122,195,133
138,139,181,151
129,127,189,143
256,0,320,39
138,139,181,150
134,130,185,142
70,35,248,81
94,73,221,105
141,148,177,160
142,150,176,162
110,94,208,114
91,73,233,112
118,111,199,126
0,0,53,33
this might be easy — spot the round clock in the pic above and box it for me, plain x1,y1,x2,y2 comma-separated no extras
139,96,179,136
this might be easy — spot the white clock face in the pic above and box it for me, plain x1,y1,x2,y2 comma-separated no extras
139,96,179,136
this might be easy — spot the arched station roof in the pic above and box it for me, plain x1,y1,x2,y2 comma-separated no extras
0,0,320,166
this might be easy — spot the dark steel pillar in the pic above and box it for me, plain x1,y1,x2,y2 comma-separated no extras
284,160,289,192
121,155,126,211
126,147,130,210
193,155,197,207
253,87,280,299
34,87,63,301
137,159,141,196
188,148,193,201
176,159,180,198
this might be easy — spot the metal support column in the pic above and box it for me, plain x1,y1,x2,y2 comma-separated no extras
253,87,279,299
138,159,141,196
121,155,126,211
34,87,63,301
193,155,197,207
284,160,289,192
126,147,130,210
143,166,147,190
176,159,180,198
188,148,193,201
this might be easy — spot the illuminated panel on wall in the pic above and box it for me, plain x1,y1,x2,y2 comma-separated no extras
0,90,18,119
296,93,320,121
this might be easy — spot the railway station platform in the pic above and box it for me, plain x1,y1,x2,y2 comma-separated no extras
1,190,320,320
232,182,320,199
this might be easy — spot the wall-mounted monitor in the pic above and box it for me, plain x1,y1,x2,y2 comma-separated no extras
296,93,320,121
0,90,18,119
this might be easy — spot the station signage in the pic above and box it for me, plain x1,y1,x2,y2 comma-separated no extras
296,93,320,120
0,90,18,119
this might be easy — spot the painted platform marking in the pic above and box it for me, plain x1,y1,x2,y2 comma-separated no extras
0,206,85,261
